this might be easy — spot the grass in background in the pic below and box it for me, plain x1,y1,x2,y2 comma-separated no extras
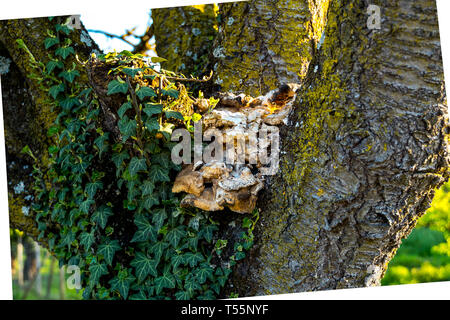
382,182,450,285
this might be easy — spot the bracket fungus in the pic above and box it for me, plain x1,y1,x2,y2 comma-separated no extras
172,83,301,213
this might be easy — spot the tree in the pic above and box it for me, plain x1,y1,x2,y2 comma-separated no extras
1,0,448,298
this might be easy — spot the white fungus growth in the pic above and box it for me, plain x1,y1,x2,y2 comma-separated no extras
0,56,12,75
227,17,234,26
14,181,25,194
21,206,30,216
213,46,226,59
192,28,201,36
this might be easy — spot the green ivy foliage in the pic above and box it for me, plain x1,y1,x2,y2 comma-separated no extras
18,16,256,300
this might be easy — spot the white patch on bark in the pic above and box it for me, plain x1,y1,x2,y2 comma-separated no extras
0,56,12,75
80,30,93,47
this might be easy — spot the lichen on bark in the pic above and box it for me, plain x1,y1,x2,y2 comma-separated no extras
0,17,99,242
152,4,218,78
214,0,330,96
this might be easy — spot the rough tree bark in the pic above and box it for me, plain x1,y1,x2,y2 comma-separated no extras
2,0,449,297
0,17,99,238
153,0,450,296
152,4,218,78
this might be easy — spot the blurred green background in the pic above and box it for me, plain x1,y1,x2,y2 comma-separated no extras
10,181,450,299
382,181,450,285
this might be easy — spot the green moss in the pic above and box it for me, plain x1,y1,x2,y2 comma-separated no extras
216,0,330,96
152,5,218,78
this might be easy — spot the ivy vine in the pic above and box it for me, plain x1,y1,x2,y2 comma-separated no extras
17,16,256,300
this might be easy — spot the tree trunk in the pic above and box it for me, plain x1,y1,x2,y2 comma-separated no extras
2,0,449,298
220,0,449,295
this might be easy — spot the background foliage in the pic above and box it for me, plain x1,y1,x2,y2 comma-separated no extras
382,181,450,285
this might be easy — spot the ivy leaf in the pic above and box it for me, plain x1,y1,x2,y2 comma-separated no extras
154,272,175,294
235,251,246,261
140,180,155,196
59,69,80,83
112,151,130,169
98,240,121,265
91,205,113,229
152,152,170,169
164,110,184,120
60,229,75,247
152,208,167,232
195,263,214,284
49,83,65,99
60,97,80,112
188,236,199,250
175,291,191,300
162,89,179,99
80,230,95,251
55,23,71,35
55,46,75,59
122,67,142,78
118,116,136,141
165,226,186,248
143,103,163,117
118,102,132,118
44,37,59,49
145,118,160,132
140,194,160,211
85,181,103,199
131,215,157,243
135,86,156,100
129,290,147,300
109,274,135,299
94,134,109,156
80,199,95,214
184,252,204,268
131,251,158,282
128,157,147,176
150,241,169,262
89,263,108,285
198,290,215,300
184,276,201,291
47,60,64,74
127,180,140,202
107,79,128,95
171,254,185,269
149,165,170,183
69,208,80,225
201,224,218,243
